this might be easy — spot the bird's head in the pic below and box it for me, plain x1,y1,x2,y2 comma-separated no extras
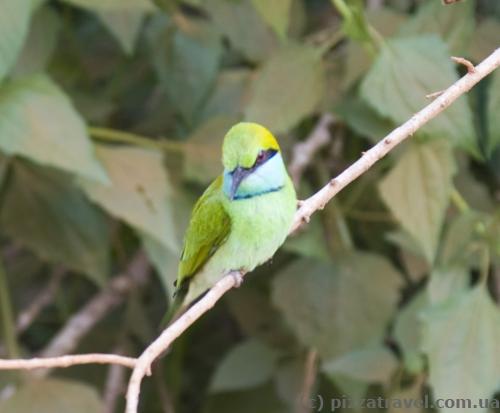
222,122,287,201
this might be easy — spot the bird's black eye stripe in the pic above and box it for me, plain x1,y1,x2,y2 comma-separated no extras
255,149,277,167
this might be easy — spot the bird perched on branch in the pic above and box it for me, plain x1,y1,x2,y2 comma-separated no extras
165,122,297,323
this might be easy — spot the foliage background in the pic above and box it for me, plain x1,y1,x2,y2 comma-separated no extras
0,0,499,412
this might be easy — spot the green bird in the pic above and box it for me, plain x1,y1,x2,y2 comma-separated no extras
167,122,297,321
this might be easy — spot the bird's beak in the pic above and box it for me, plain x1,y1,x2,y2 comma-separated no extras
229,166,250,200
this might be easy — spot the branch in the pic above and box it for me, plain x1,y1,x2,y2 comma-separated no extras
125,48,500,413
288,114,335,186
0,354,136,370
38,251,150,361
16,267,65,334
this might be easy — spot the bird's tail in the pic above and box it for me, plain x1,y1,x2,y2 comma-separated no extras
159,283,188,329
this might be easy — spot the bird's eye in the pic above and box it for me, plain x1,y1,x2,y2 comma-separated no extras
256,151,265,163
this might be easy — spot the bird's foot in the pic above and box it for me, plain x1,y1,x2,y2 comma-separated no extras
231,271,244,288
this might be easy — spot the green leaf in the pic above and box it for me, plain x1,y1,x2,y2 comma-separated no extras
487,71,500,156
12,6,61,77
322,345,398,384
251,0,292,40
378,140,456,264
97,9,147,55
141,232,178,297
422,286,500,412
244,44,324,134
148,17,221,123
210,339,279,392
272,252,402,359
393,291,427,374
183,116,239,184
0,0,32,82
468,18,500,63
0,75,108,183
60,0,155,11
204,384,288,413
427,266,469,305
361,35,477,156
205,0,278,63
0,162,110,286
398,0,474,55
0,378,103,412
80,145,178,254
200,69,251,122
334,95,394,143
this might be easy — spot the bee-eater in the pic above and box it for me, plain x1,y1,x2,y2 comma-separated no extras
168,122,297,317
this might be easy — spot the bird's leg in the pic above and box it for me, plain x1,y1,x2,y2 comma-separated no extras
230,271,244,288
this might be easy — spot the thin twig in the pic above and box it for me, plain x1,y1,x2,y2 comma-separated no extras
0,354,136,370
16,267,65,334
125,48,500,413
289,114,335,186
103,347,129,413
451,56,476,74
297,349,319,413
425,90,445,100
38,251,150,361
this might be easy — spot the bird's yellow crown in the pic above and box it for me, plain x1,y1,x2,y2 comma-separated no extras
222,122,280,171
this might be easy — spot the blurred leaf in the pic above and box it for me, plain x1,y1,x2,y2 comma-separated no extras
226,286,296,349
398,0,474,54
455,163,495,212
60,0,155,11
378,140,456,264
487,71,500,156
149,17,221,123
0,0,32,82
210,339,279,392
272,252,402,359
251,0,292,40
323,345,398,384
200,69,251,122
439,211,486,268
0,152,7,188
331,0,371,43
244,44,324,133
468,18,500,63
283,215,330,260
341,8,406,91
334,95,394,143
422,286,500,412
183,116,238,184
393,291,427,374
427,266,469,305
141,232,178,297
97,9,147,55
361,35,477,156
205,0,278,62
0,378,103,412
0,75,108,183
273,359,304,408
1,162,110,285
204,383,288,413
80,145,178,253
12,6,61,77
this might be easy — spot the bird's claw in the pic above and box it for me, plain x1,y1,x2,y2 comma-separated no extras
231,271,244,288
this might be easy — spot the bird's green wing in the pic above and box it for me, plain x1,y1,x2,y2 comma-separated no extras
176,175,231,289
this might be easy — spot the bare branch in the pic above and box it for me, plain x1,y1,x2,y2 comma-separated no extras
16,267,65,334
288,114,335,186
39,251,150,361
297,349,318,413
125,48,500,413
0,354,136,370
451,56,476,74
103,347,129,413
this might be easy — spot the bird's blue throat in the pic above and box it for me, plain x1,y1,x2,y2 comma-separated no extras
223,152,286,200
